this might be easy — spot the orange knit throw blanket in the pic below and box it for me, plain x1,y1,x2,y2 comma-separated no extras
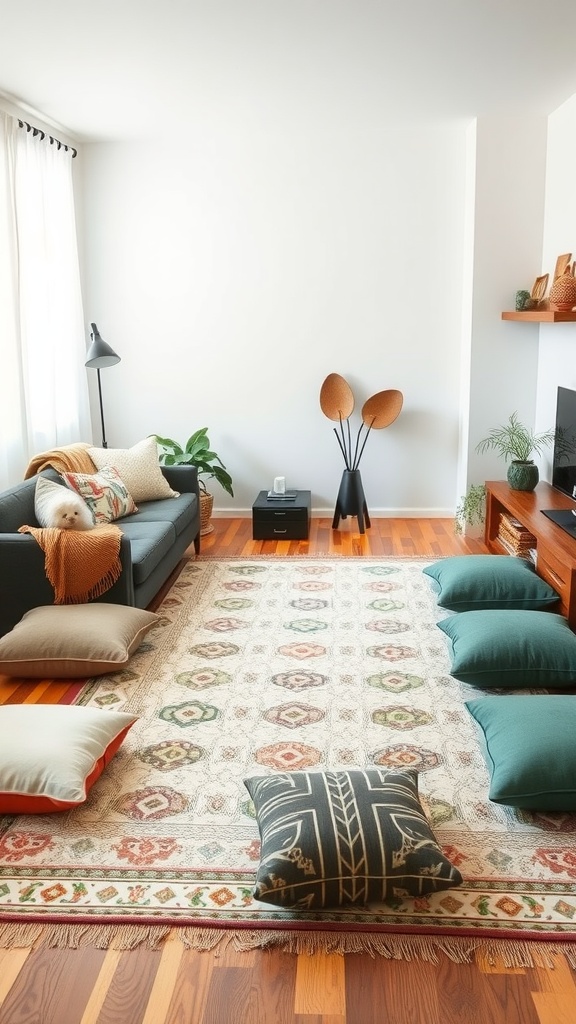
24,443,96,479
18,525,123,604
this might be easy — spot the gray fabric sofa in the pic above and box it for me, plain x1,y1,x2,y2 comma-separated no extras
0,464,200,638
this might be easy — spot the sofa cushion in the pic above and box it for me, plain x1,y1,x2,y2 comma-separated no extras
117,521,176,585
423,555,559,612
466,694,576,810
0,704,137,813
88,437,179,502
0,604,158,677
62,466,138,524
0,470,61,532
244,768,462,909
125,493,197,537
437,609,576,689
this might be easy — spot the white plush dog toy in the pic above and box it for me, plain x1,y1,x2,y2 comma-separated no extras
34,476,95,531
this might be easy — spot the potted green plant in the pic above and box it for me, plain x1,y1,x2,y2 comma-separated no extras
153,429,234,535
454,483,486,536
475,412,556,492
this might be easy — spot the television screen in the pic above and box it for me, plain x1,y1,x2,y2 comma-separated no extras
552,386,576,500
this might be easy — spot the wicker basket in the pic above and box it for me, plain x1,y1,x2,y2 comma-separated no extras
200,491,214,536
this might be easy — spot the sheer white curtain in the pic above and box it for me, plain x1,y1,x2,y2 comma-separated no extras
0,113,91,491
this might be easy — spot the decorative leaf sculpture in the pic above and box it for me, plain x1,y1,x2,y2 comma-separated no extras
361,390,403,429
320,375,403,471
319,373,355,421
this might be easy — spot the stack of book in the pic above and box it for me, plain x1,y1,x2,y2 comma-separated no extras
497,512,537,559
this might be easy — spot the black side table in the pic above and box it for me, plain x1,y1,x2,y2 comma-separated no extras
252,490,311,540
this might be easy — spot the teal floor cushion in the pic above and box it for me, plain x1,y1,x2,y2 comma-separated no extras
466,694,576,810
423,555,558,612
437,609,576,688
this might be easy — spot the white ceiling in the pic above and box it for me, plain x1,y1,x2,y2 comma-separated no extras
2,0,576,142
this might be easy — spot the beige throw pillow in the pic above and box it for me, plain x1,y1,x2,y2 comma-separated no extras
88,437,178,502
0,604,159,677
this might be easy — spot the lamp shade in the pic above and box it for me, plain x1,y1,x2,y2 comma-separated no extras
85,323,121,368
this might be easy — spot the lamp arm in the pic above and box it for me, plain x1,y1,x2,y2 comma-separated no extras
96,367,108,448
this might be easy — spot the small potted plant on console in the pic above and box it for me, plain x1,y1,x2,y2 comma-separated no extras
475,413,556,492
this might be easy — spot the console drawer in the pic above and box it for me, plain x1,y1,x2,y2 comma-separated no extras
537,543,571,614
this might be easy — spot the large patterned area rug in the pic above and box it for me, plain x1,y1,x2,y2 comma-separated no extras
1,557,576,967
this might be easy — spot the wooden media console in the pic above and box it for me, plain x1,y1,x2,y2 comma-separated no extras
485,479,576,630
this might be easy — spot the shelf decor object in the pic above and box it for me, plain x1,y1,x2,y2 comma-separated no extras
553,253,572,282
549,269,576,312
319,373,403,533
505,253,576,320
530,273,549,306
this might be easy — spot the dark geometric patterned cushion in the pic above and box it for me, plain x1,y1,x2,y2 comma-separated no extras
244,768,462,909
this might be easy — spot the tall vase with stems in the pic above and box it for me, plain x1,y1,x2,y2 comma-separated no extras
319,374,403,534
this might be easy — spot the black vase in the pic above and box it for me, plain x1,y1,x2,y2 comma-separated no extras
332,469,371,533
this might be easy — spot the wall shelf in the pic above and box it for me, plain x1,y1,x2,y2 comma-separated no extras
501,310,576,322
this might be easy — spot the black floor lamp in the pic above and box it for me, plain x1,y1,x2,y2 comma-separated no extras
85,323,121,448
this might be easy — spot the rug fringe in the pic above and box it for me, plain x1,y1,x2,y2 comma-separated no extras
0,922,171,951
1,921,576,968
181,930,576,969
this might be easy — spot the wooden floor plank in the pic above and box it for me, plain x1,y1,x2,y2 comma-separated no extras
0,677,24,701
0,947,33,1010
141,934,185,1024
79,948,123,1024
531,990,576,1024
164,948,215,1024
532,954,576,994
343,955,441,1024
0,945,107,1024
94,946,162,1024
294,953,346,1016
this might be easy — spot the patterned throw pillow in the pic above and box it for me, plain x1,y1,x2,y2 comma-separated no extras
88,436,179,502
63,465,138,524
244,768,462,909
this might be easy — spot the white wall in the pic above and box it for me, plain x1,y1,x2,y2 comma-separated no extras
537,93,576,484
80,124,467,516
461,116,548,493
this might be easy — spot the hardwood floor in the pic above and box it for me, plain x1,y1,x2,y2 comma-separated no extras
1,515,576,1024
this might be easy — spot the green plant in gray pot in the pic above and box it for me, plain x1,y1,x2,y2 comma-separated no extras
153,429,234,536
475,413,556,491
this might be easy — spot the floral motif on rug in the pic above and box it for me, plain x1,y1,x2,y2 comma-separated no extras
2,558,576,949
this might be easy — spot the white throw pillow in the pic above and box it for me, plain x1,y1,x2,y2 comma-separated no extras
88,437,179,502
0,704,138,813
34,476,95,530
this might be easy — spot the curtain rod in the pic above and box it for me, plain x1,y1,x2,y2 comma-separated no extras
17,118,77,158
